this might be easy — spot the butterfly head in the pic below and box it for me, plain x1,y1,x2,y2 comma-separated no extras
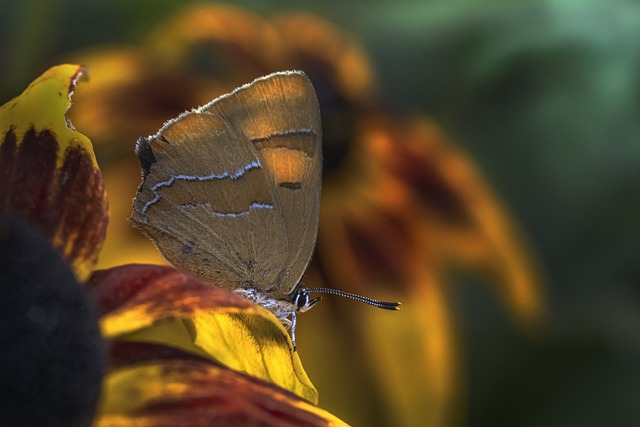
292,286,322,313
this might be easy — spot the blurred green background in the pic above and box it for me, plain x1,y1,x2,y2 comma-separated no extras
2,1,639,426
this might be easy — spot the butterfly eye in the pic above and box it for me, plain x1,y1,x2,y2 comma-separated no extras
293,288,321,313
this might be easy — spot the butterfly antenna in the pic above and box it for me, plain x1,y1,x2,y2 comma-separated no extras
306,288,401,310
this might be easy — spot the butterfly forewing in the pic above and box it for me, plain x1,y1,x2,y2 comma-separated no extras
131,71,322,296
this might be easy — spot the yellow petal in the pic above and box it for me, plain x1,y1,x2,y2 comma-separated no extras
97,360,348,426
0,64,109,281
358,270,461,427
90,264,318,403
144,4,284,81
0,64,97,167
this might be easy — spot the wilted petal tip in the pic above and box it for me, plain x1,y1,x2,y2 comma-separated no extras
64,65,90,131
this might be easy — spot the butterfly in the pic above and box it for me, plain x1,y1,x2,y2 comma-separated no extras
131,71,399,349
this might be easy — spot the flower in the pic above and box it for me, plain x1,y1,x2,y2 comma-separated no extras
62,4,546,426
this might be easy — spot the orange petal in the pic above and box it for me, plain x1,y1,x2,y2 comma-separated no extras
355,268,461,427
273,12,376,104
372,115,546,327
145,4,285,83
66,47,223,153
0,64,109,281
96,159,167,270
323,113,546,328
88,264,318,403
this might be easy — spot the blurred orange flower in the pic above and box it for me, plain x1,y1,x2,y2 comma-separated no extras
65,4,547,426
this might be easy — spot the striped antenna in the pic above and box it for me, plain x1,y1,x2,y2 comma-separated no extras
306,288,401,310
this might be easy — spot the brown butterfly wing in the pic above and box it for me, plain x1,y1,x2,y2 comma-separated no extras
131,71,321,296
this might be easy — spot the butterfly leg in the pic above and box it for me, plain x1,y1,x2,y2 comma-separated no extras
290,311,298,351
